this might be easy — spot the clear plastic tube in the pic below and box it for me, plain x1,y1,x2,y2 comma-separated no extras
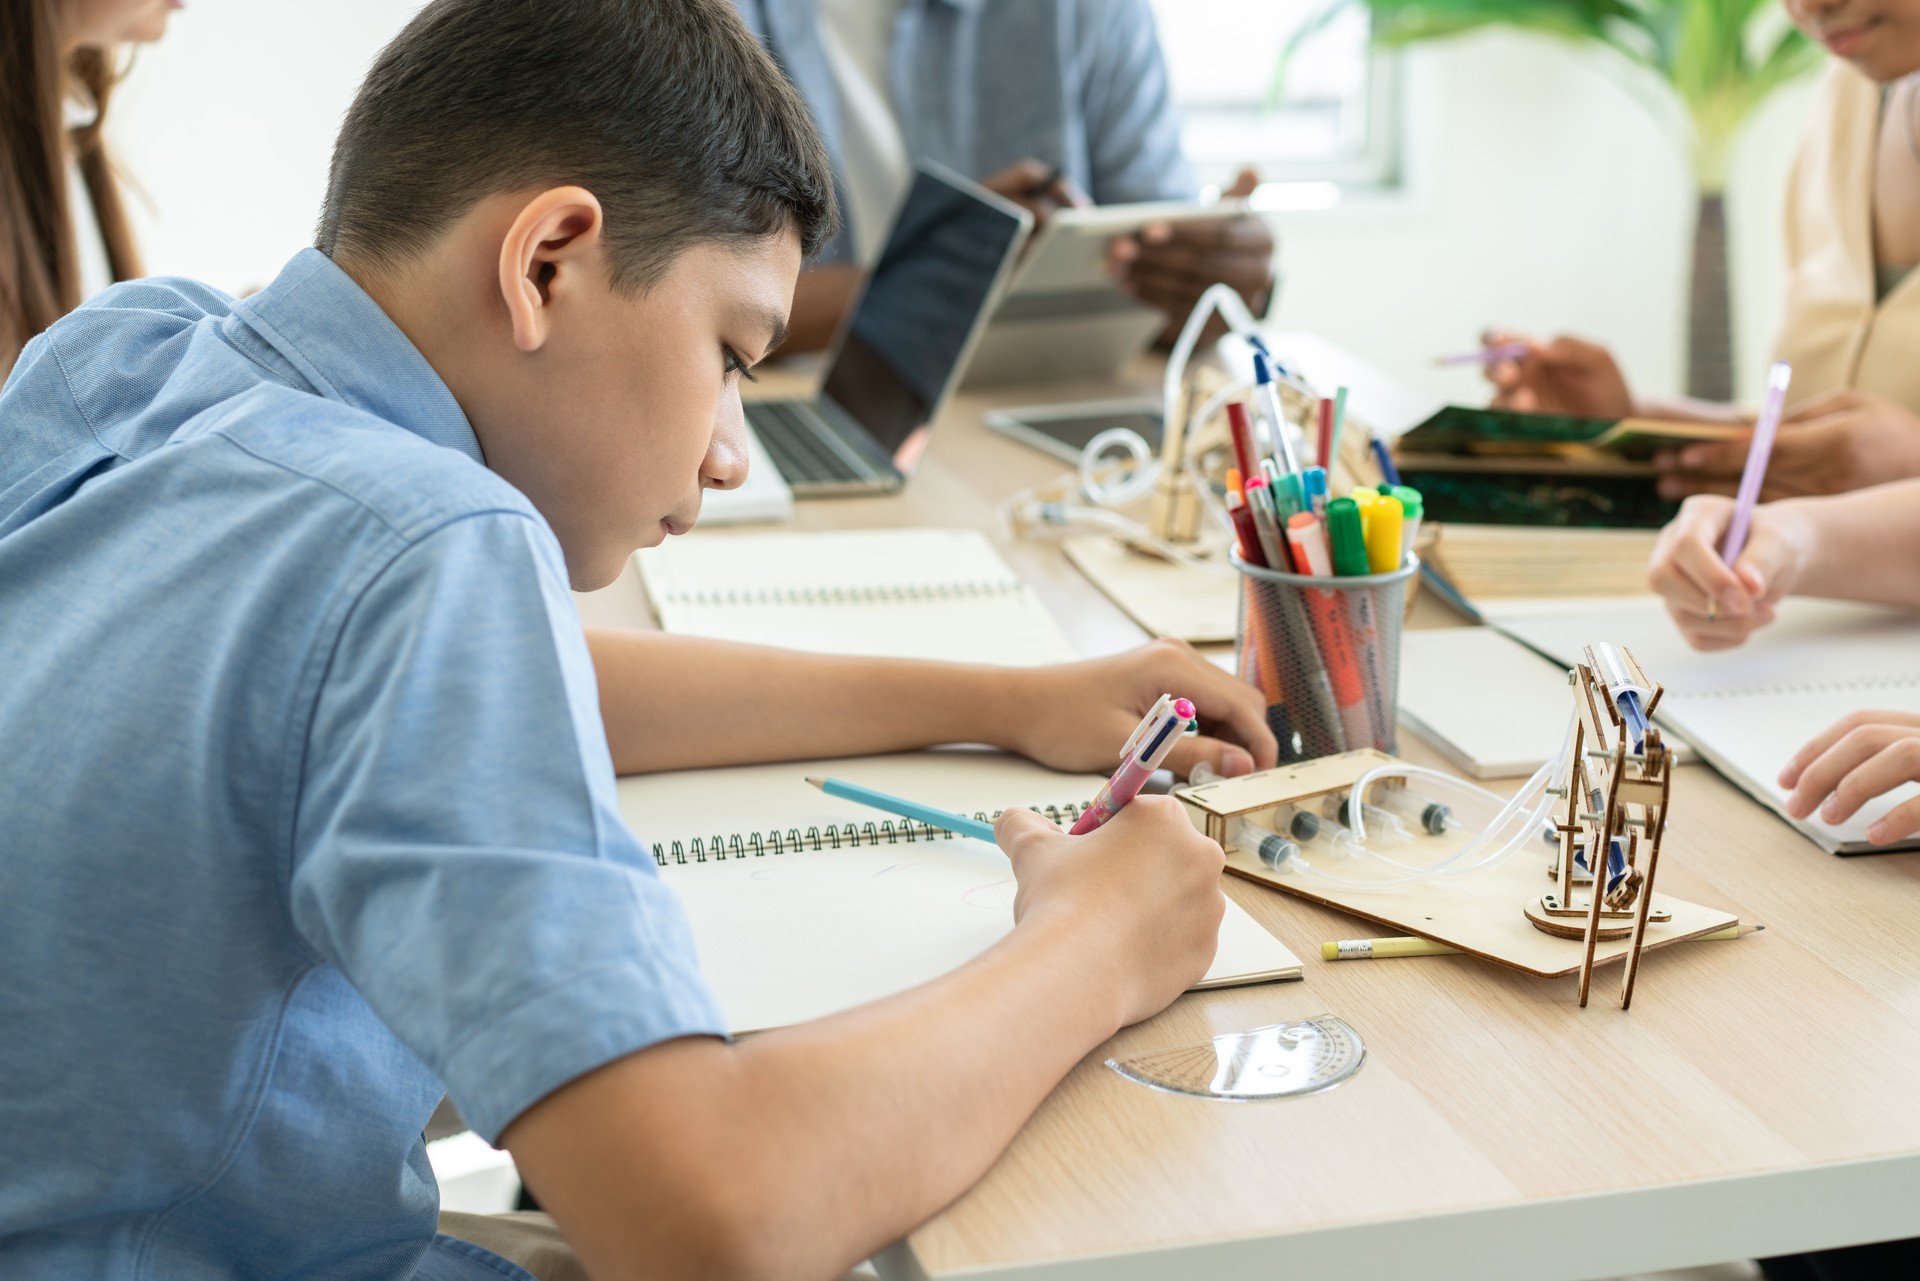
1323,793,1412,844
1273,707,1577,892
1365,786,1453,836
1273,804,1362,859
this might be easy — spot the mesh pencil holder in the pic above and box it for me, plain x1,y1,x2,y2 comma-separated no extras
1231,551,1419,761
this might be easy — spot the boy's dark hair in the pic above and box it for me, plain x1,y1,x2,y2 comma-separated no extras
315,0,837,289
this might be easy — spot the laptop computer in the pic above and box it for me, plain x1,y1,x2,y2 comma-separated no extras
743,161,1032,497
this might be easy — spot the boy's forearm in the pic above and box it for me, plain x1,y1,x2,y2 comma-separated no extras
586,629,1031,773
506,914,1126,1281
1779,479,1920,608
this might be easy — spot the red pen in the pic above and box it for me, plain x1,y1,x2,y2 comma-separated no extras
1226,487,1265,568
1316,398,1334,471
1226,400,1258,487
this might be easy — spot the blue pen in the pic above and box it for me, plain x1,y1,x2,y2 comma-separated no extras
1370,436,1402,487
1252,351,1302,476
807,776,999,844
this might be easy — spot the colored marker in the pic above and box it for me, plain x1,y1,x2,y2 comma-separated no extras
1225,400,1258,488
1242,476,1290,571
1328,385,1350,477
807,776,998,844
1391,485,1423,559
1302,466,1329,520
1365,493,1404,574
1327,497,1370,577
1070,696,1195,834
1316,397,1335,471
1226,486,1264,567
1327,497,1389,749
1286,512,1333,578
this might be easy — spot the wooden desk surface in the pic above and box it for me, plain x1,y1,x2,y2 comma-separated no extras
578,364,1920,1280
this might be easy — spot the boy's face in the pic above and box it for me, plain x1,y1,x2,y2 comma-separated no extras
476,229,800,590
1786,0,1920,80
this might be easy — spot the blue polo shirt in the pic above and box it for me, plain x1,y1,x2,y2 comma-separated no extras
0,250,726,1279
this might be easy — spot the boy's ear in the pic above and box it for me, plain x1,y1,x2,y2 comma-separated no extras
498,186,606,353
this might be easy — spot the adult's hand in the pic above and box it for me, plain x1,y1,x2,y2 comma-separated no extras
1482,329,1634,418
979,157,1091,229
1653,388,1920,501
1113,169,1274,340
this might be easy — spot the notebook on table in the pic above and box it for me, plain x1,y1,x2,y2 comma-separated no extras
634,527,1078,666
1487,597,1920,854
620,749,1304,1034
1397,626,1698,778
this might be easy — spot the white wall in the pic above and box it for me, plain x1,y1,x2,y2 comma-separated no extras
112,0,427,292
1263,31,1818,409
110,8,1815,407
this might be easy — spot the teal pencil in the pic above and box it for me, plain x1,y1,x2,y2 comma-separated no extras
1328,386,1350,473
805,776,1000,844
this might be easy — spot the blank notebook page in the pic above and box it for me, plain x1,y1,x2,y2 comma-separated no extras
1492,597,1920,852
620,750,1302,1033
634,527,1077,665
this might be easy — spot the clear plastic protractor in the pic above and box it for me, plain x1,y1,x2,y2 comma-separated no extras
1105,1014,1365,1100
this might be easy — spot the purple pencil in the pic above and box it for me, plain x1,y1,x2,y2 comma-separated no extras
1719,360,1793,564
1433,341,1530,367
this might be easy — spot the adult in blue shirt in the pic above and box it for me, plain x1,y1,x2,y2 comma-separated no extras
733,0,1278,351
0,1,1274,1278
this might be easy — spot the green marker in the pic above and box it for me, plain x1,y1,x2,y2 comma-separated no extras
1326,496,1370,577
1390,485,1424,561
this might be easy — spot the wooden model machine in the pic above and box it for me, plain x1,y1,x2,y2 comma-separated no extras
1525,643,1674,1010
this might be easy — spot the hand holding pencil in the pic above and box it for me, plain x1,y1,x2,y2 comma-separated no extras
1647,495,1813,651
1478,329,1634,419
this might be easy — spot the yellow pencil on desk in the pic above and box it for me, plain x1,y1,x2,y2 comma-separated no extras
1321,923,1760,961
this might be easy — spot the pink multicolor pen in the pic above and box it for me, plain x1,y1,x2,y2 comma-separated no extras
1069,695,1196,835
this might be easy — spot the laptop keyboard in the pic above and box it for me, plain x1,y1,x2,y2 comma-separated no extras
746,401,866,485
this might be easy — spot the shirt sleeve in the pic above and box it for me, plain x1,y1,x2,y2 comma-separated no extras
289,510,726,1143
1072,0,1197,205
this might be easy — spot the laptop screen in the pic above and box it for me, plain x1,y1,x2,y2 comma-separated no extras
819,165,1028,476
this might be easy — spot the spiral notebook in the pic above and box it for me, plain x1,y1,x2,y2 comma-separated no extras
1488,597,1920,854
634,527,1077,665
619,749,1303,1034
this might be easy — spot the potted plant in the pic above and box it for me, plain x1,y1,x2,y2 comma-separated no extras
1289,0,1821,400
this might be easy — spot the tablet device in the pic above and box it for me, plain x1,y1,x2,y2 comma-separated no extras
962,200,1254,389
981,399,1164,465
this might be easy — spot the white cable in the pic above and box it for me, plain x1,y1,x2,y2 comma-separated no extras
1077,427,1159,507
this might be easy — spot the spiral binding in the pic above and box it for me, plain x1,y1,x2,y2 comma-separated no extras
652,801,1092,866
662,580,1024,608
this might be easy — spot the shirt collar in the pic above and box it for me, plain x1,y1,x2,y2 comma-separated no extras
228,249,482,466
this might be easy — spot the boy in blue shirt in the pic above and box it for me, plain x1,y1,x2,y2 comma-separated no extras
0,1,1272,1278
